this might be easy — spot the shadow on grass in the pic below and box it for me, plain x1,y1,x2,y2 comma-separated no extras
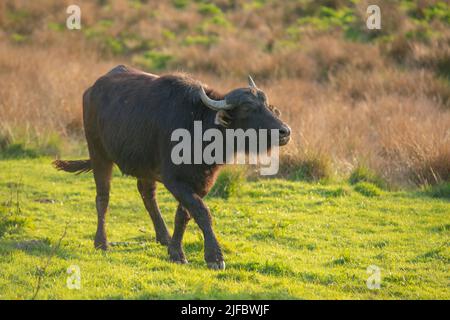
0,238,76,259
412,247,449,263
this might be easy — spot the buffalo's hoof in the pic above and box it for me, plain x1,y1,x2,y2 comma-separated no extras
168,246,188,264
207,261,226,270
173,258,188,264
94,241,110,251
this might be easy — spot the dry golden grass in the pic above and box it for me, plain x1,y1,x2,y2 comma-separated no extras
0,0,449,187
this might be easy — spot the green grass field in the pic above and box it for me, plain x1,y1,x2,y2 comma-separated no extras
0,158,448,300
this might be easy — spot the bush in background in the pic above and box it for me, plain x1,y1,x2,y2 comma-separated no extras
424,182,450,199
349,164,387,189
353,182,382,197
278,151,332,182
209,167,246,199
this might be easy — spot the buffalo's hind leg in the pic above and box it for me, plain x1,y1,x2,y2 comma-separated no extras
137,179,171,246
93,158,113,250
168,205,190,264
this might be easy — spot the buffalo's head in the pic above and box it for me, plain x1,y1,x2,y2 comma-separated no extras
199,76,291,147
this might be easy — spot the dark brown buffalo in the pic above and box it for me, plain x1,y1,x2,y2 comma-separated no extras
54,65,291,269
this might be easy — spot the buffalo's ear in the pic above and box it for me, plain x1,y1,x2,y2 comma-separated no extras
214,110,232,127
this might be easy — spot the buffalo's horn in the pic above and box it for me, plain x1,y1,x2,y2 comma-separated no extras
248,75,257,89
199,87,233,110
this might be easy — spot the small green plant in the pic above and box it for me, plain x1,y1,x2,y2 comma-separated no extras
11,33,27,43
183,35,217,46
104,37,125,55
209,167,245,199
0,183,27,238
83,19,114,39
353,182,382,197
132,51,173,71
207,15,230,27
31,224,69,300
198,3,222,16
172,0,189,9
296,6,355,32
0,130,12,151
243,0,267,11
317,186,351,197
47,22,65,32
0,143,38,159
0,130,62,159
0,213,27,238
161,29,176,40
330,251,352,266
423,2,450,24
349,165,387,189
288,154,332,182
425,182,450,199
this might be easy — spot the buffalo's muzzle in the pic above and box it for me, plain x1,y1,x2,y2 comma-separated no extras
278,125,291,146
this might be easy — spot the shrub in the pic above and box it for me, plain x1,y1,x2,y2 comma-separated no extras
279,152,332,182
353,182,382,197
11,33,27,43
425,182,450,199
327,186,351,197
209,167,246,199
104,37,125,55
172,0,189,10
0,143,38,159
349,165,387,189
132,51,173,71
198,3,222,16
0,129,12,151
0,130,62,159
183,35,217,47
47,22,64,32
330,253,352,266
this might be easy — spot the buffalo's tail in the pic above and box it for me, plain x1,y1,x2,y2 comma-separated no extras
52,159,92,174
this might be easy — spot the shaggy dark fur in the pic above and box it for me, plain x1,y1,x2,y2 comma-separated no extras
53,65,290,269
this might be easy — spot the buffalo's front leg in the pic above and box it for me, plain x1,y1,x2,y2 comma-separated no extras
168,204,190,264
164,181,225,270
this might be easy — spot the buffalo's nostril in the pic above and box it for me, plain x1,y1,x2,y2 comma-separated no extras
279,125,291,137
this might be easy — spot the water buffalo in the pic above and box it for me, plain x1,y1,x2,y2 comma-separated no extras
54,65,291,269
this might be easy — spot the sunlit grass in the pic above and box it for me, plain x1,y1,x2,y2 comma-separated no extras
0,158,448,299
